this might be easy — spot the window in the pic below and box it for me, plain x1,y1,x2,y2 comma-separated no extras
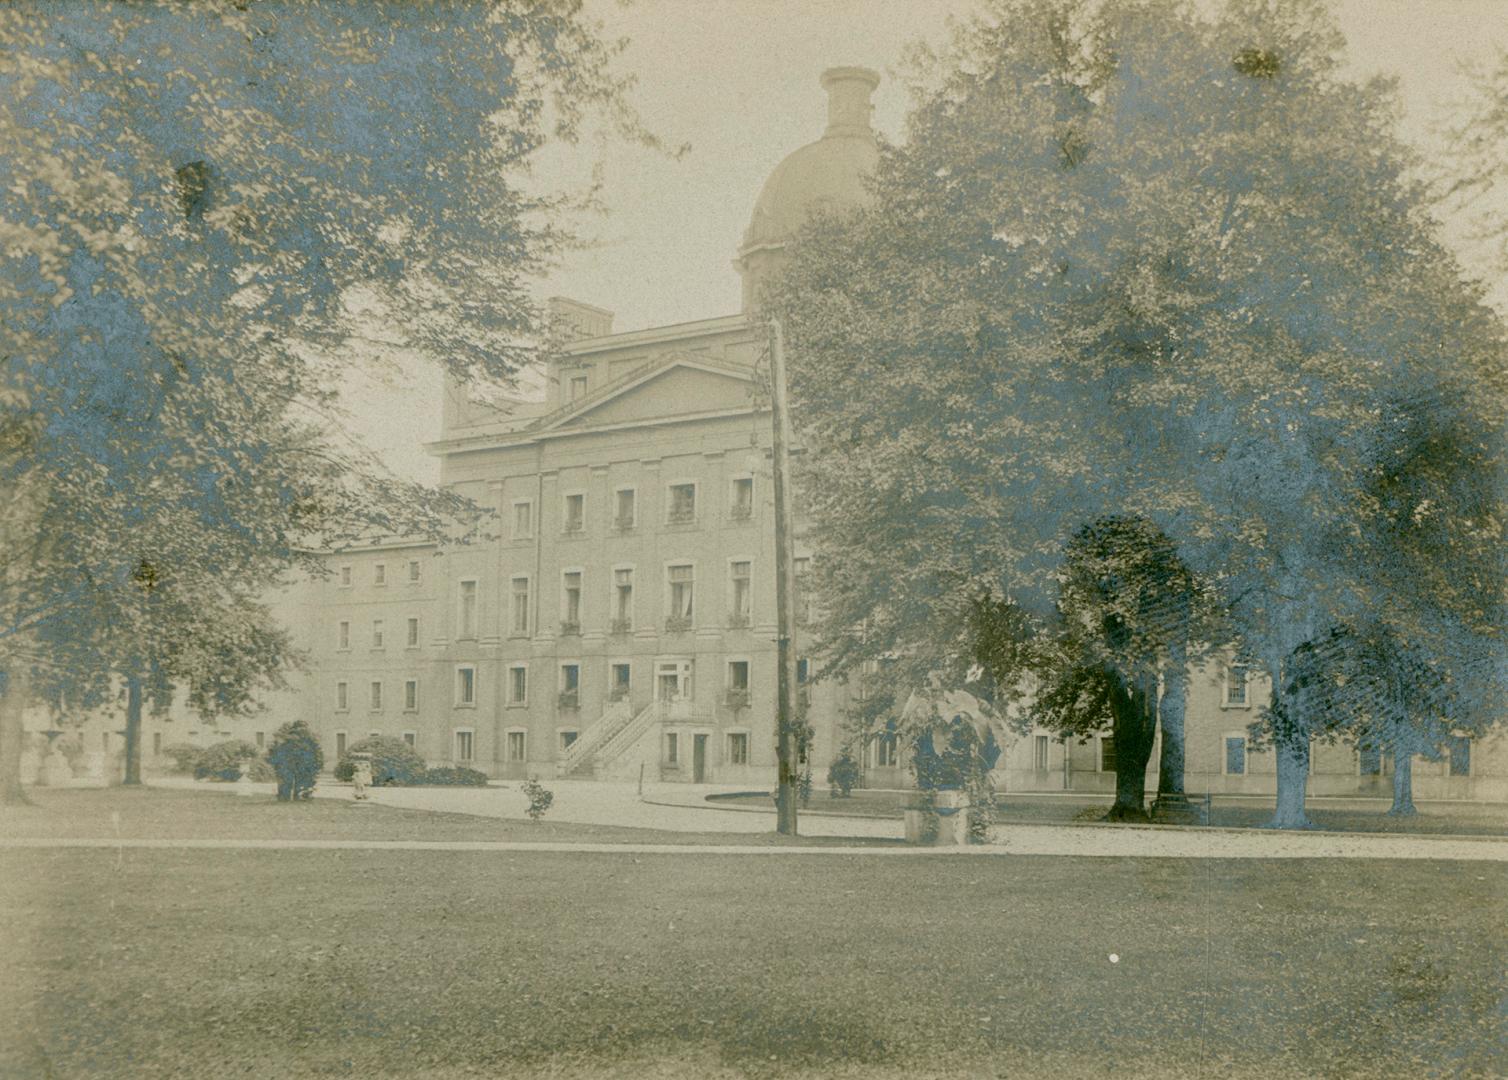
1447,735,1472,777
336,731,347,757
254,731,264,749
730,476,754,520
1225,664,1249,707
458,580,478,639
336,681,349,712
456,666,476,707
561,571,583,633
1034,734,1050,772
513,500,534,540
404,679,418,712
506,729,526,762
727,732,750,765
407,617,420,648
609,662,632,700
511,576,530,636
667,564,694,628
1099,735,1117,773
371,619,384,648
875,733,900,768
729,560,752,625
612,567,634,630
454,729,474,762
559,663,580,708
793,557,813,624
374,563,386,586
727,660,750,691
407,559,421,583
509,665,528,706
339,565,352,587
563,492,585,533
569,374,588,401
370,681,383,711
1224,735,1247,775
559,730,579,753
667,482,696,523
1359,744,1383,776
337,620,350,650
665,732,679,765
402,731,416,748
614,488,636,529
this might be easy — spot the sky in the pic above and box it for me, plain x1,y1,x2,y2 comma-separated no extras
351,0,1508,483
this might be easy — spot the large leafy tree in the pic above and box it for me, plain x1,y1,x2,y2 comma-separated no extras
773,0,1507,827
0,1,659,802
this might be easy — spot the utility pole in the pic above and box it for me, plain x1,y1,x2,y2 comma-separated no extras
768,317,800,836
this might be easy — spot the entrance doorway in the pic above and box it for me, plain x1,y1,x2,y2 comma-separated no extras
656,659,692,702
692,733,708,783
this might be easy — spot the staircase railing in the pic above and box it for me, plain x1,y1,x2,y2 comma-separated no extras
558,698,635,775
589,700,664,772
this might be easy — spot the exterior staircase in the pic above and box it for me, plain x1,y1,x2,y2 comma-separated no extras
557,699,658,778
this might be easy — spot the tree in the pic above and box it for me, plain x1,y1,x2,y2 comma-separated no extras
1437,45,1508,294
267,720,322,801
772,0,1507,828
0,2,660,801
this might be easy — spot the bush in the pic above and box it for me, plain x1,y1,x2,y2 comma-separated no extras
827,751,861,798
246,758,276,782
268,720,322,801
162,742,203,775
424,765,489,787
521,775,554,821
797,768,813,807
333,736,427,786
194,739,260,781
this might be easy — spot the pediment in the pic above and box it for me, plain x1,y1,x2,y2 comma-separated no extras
540,355,756,432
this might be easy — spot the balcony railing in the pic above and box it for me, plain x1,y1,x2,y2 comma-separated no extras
610,617,632,635
723,689,750,710
559,620,581,637
557,690,579,710
666,507,695,525
562,520,584,535
665,614,692,633
607,686,630,702
726,612,750,629
728,503,752,521
612,515,636,531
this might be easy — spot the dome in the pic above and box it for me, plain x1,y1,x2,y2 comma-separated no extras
735,67,879,310
740,67,879,253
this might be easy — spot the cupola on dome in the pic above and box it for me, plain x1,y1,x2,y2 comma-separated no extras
736,66,879,311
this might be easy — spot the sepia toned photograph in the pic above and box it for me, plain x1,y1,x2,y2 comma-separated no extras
2,1,1505,1077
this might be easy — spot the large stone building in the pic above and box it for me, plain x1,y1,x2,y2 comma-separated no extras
22,66,1504,803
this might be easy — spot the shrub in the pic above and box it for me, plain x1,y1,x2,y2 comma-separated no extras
246,758,276,782
194,740,260,781
162,742,203,775
268,720,322,801
521,775,554,821
424,765,489,787
333,736,427,786
797,768,813,807
827,751,861,798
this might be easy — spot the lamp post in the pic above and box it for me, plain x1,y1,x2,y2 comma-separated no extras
767,317,800,836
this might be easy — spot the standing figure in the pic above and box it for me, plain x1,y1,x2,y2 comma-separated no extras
352,757,372,801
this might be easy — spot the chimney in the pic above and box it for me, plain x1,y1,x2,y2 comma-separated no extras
548,296,614,342
821,66,879,137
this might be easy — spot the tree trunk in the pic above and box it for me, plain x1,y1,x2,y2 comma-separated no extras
1266,731,1313,829
0,665,32,806
1106,674,1157,822
1388,746,1416,816
123,673,143,786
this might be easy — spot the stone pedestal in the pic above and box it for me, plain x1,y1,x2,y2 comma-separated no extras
905,789,971,846
19,750,40,786
85,752,109,786
236,769,258,796
41,752,73,787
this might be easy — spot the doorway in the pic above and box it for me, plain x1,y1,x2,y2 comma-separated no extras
692,733,708,783
656,659,693,702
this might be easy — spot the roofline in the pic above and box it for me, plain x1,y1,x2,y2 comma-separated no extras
426,405,768,457
562,312,755,356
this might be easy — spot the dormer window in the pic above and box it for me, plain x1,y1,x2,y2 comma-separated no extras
569,375,588,402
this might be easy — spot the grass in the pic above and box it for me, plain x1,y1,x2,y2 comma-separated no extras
0,787,901,847
2,798,1505,1077
721,789,1508,836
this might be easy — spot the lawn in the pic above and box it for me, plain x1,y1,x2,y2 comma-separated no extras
718,789,1508,836
2,841,1503,1078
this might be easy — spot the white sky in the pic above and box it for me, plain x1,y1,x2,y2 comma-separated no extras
351,0,1508,483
